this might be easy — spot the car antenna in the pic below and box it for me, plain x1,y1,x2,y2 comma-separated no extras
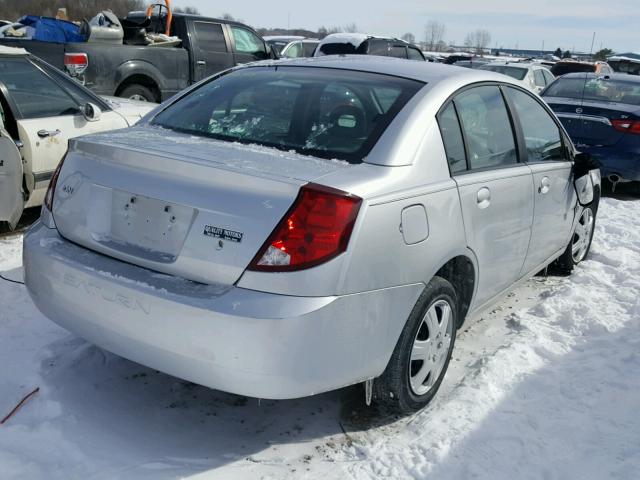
579,72,589,111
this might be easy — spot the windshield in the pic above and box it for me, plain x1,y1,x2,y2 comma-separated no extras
480,65,528,81
544,76,640,106
151,66,424,163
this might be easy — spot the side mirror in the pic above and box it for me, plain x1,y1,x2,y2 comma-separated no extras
573,152,598,205
269,45,279,60
574,151,598,176
83,102,102,122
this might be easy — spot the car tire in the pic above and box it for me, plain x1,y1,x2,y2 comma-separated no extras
374,276,458,414
550,204,596,275
118,84,156,103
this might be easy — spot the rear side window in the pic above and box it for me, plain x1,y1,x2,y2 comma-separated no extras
151,67,423,163
283,41,304,58
438,103,467,174
481,65,528,81
544,77,640,106
194,22,227,52
0,58,79,119
533,69,546,87
391,46,407,59
367,39,391,56
542,69,554,85
505,87,565,162
407,47,424,61
303,42,317,57
454,86,518,170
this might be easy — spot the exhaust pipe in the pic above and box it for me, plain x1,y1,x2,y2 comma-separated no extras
608,174,621,192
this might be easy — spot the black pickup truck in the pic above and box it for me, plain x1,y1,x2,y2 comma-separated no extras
0,13,275,102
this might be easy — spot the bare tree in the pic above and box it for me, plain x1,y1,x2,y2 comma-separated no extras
424,20,445,51
221,13,244,23
401,32,415,44
173,6,200,15
342,23,358,33
464,29,491,55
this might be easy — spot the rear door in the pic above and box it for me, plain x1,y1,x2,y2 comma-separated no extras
0,126,24,228
504,86,576,273
0,56,127,205
190,21,234,81
440,85,534,307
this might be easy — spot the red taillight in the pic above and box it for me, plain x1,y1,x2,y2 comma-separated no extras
44,154,66,212
612,119,640,135
64,53,88,76
248,183,362,272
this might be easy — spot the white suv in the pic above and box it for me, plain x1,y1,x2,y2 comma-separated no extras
479,62,555,94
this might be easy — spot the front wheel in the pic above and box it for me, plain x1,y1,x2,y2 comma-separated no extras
374,276,458,414
550,205,595,275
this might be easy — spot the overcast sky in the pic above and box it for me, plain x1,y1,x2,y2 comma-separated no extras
169,0,638,53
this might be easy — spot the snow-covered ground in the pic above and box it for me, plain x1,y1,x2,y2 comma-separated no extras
1,198,639,480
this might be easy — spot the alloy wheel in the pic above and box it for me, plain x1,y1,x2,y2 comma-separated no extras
572,207,594,263
408,299,454,396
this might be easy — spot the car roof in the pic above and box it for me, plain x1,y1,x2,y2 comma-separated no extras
483,62,533,69
248,55,519,86
558,72,640,82
319,33,409,44
0,45,29,56
265,35,305,42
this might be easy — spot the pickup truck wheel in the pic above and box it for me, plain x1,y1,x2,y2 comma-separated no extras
118,84,156,102
550,205,596,276
374,276,457,414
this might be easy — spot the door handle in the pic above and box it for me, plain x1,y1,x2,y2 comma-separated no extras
196,60,206,65
37,129,61,138
476,187,491,209
539,176,551,194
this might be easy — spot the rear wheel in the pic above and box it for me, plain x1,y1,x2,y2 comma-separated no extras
374,276,457,414
118,84,156,102
550,205,595,275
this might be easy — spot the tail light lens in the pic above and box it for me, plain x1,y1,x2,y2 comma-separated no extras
44,154,66,212
612,119,640,135
64,53,88,76
248,183,362,272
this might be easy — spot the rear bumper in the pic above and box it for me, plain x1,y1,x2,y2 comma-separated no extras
24,223,422,399
581,147,640,182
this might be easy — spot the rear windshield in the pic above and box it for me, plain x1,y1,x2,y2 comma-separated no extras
550,63,595,76
317,41,368,56
480,65,528,80
151,66,424,163
544,77,640,106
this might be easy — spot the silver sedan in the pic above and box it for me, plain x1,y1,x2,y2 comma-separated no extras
24,57,600,414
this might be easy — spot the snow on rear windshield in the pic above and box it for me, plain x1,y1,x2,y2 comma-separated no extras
481,65,528,81
151,66,424,163
544,77,640,106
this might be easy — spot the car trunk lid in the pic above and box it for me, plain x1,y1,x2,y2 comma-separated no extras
52,127,351,285
547,97,640,147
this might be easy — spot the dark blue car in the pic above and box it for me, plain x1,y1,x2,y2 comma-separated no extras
542,73,640,191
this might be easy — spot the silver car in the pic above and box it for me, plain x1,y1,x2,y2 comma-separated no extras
24,56,600,414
